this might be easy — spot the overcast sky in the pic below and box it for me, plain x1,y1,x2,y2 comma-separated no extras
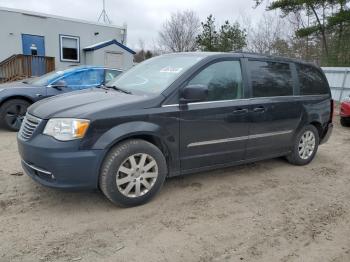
0,0,267,50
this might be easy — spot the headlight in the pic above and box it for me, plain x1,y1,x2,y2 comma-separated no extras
43,118,90,141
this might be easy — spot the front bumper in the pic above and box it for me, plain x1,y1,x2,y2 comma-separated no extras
320,123,333,145
17,134,106,190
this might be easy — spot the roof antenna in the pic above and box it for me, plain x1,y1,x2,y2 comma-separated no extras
98,0,111,24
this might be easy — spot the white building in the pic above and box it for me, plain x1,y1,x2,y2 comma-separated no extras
0,6,135,72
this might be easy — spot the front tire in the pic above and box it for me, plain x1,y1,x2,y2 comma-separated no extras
99,139,167,207
0,99,30,131
340,117,350,127
286,125,319,166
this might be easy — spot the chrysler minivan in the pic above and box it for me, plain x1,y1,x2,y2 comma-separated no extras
17,52,333,206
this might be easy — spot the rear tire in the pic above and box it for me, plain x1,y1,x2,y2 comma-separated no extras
340,117,350,127
286,125,319,166
99,139,167,207
0,99,30,131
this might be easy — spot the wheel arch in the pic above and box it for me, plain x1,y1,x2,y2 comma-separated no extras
92,121,172,166
0,95,34,108
309,121,323,139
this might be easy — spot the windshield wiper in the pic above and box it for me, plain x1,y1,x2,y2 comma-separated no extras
22,80,29,84
103,84,132,94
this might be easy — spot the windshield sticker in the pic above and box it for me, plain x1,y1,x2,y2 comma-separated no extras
160,66,183,74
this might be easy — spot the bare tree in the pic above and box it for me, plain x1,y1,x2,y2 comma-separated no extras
246,13,289,55
159,10,200,52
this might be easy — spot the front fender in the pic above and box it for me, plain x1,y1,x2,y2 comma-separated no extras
91,121,162,150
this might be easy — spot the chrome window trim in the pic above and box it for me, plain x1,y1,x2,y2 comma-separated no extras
161,94,329,107
187,130,293,148
161,98,250,108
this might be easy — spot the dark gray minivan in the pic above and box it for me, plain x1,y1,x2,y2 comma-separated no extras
17,52,333,207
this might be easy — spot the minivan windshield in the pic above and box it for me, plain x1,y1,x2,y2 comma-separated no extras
107,54,205,95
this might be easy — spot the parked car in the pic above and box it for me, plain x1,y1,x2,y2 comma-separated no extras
0,66,122,131
340,96,350,126
17,52,333,207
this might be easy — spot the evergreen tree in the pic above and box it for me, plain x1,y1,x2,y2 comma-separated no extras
197,15,247,52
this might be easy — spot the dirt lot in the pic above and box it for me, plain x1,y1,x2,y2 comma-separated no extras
0,117,349,262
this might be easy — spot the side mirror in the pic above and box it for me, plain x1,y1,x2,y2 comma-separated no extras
181,84,208,103
49,80,67,90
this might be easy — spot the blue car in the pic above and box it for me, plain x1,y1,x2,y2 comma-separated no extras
0,66,122,131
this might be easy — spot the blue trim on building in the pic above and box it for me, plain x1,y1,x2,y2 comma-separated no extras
83,39,136,54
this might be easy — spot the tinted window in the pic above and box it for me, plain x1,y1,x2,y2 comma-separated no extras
188,60,243,101
297,64,329,95
249,60,293,97
105,69,121,83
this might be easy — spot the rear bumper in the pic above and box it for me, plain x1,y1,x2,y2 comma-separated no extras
320,123,333,145
17,134,106,190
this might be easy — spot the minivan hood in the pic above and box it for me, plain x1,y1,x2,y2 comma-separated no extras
29,88,152,119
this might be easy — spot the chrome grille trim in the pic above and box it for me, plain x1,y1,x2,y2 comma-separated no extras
19,114,42,140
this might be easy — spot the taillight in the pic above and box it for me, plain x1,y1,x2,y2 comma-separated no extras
330,99,334,123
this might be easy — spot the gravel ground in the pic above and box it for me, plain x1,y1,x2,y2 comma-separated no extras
0,116,349,262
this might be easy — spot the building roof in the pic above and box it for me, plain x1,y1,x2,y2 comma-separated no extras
83,39,136,55
0,6,125,30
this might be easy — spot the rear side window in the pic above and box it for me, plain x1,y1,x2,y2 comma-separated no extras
188,60,243,101
249,60,293,97
296,64,329,95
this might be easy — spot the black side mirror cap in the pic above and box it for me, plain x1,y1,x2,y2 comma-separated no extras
180,84,208,103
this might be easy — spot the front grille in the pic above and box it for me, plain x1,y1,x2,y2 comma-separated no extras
19,114,42,140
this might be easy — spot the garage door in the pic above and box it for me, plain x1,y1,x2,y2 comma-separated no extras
104,52,123,70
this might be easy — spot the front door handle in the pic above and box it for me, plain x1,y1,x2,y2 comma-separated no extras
233,108,248,114
253,106,265,113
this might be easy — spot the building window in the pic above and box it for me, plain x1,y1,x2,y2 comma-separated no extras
60,35,80,62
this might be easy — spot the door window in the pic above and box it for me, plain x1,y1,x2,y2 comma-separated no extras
54,71,85,89
249,60,293,97
296,64,329,95
56,69,104,89
188,60,243,101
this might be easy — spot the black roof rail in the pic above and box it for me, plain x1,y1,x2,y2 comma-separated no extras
229,51,318,66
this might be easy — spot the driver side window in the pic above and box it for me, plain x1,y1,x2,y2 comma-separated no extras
57,71,86,89
188,60,243,101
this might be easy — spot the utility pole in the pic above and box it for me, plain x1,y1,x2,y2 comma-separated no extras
98,0,111,24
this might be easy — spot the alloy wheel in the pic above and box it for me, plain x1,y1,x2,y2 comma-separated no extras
298,130,316,160
5,104,27,130
116,153,158,198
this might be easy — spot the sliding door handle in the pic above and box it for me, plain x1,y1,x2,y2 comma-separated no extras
253,106,265,113
233,108,248,114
